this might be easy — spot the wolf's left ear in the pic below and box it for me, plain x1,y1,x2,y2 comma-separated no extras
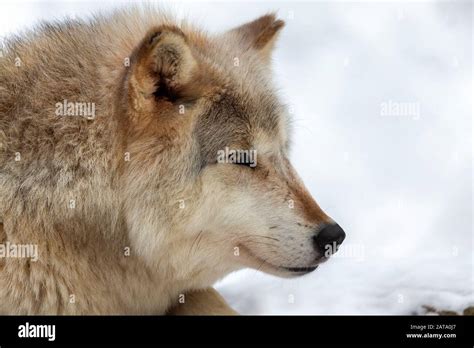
128,26,200,108
228,14,285,61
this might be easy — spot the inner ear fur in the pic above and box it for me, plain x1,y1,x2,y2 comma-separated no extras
128,25,200,107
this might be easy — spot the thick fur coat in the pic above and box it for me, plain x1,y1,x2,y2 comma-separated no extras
0,6,341,314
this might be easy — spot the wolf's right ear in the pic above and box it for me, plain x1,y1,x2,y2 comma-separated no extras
127,26,199,110
228,14,285,62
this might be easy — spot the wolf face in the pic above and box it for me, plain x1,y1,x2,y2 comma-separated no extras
122,14,345,283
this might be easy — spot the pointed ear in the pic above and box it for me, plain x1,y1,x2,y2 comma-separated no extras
228,14,285,61
128,26,200,110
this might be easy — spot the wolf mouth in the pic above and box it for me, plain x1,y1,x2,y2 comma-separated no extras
239,245,319,275
283,266,318,273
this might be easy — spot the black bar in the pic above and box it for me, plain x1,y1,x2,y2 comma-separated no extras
0,315,472,346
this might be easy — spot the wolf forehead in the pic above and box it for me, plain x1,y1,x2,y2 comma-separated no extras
193,90,290,163
203,24,288,133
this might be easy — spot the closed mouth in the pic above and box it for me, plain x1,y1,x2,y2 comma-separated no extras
283,266,318,273
239,245,319,276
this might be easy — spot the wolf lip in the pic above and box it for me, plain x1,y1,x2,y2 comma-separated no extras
239,245,319,276
284,266,318,273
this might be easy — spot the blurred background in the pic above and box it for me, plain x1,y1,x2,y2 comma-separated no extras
0,0,472,314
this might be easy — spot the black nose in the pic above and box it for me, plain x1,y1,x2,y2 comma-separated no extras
313,223,346,255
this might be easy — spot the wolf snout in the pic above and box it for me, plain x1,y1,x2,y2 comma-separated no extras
313,223,346,256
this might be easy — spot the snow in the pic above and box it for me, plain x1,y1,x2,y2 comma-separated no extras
1,0,472,314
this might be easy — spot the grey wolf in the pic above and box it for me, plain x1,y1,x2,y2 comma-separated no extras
0,6,345,314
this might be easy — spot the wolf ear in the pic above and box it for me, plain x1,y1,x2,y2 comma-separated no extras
228,14,285,61
128,26,199,107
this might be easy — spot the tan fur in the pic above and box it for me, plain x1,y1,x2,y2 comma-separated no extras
0,6,335,314
167,288,238,315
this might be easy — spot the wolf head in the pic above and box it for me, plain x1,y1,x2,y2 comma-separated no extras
120,14,345,285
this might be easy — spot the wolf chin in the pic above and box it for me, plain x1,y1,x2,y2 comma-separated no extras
0,6,345,314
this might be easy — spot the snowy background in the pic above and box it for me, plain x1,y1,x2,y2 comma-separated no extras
1,0,472,315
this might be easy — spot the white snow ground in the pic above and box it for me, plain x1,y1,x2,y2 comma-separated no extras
0,0,472,315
